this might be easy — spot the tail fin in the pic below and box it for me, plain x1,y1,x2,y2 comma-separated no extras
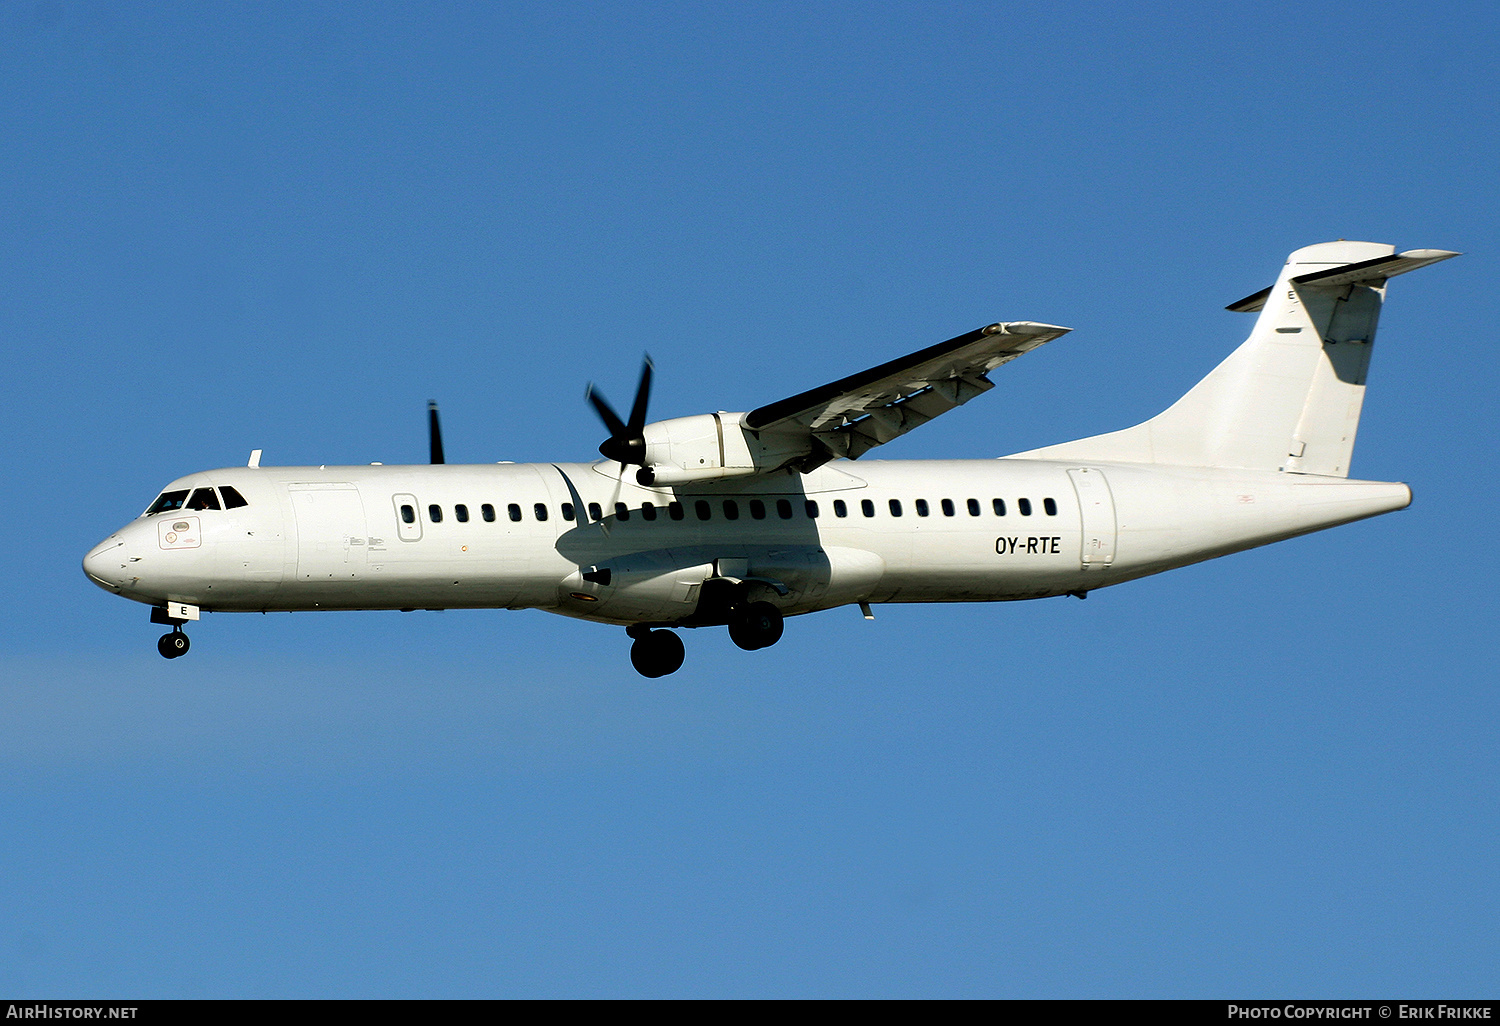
1013,241,1457,476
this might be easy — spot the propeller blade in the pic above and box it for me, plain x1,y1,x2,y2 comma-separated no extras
427,400,445,465
627,355,653,431
586,385,628,439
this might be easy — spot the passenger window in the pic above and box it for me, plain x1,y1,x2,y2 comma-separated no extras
749,499,766,520
723,500,739,520
481,503,496,522
805,500,819,518
641,502,658,521
455,504,469,523
220,486,249,509
615,502,631,522
833,499,848,518
146,490,190,515
1018,498,1032,516
777,499,793,519
561,503,575,522
1044,497,1058,516
400,504,416,524
888,499,903,517
966,498,981,516
508,503,522,522
695,500,712,521
861,499,875,518
429,504,443,523
534,503,549,521
588,502,602,522
186,487,221,511
993,498,1006,516
915,499,929,517
941,498,955,517
668,502,685,521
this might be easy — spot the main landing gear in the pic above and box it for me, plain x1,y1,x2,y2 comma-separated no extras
157,628,190,659
624,602,787,678
727,601,784,651
628,625,685,678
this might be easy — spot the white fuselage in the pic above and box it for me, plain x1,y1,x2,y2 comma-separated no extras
83,457,1411,625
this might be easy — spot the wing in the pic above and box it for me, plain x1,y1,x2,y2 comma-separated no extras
744,321,1069,462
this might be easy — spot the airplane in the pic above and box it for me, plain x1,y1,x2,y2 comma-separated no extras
83,240,1456,677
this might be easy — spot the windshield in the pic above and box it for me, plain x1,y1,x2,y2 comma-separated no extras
144,489,190,516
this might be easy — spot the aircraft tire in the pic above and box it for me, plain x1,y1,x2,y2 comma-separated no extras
158,632,189,659
631,629,684,678
728,602,784,651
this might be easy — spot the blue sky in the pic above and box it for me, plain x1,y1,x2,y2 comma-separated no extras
3,0,1497,997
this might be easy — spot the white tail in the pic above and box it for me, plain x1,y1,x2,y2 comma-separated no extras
1013,241,1457,476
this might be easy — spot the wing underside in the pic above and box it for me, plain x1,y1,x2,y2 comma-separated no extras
745,321,1069,463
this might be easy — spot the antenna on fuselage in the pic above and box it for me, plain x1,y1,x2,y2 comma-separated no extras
427,400,445,465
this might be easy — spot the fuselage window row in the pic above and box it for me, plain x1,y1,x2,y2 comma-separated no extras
410,495,1057,527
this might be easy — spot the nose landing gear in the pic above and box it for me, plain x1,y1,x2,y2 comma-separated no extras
150,605,196,659
157,628,190,659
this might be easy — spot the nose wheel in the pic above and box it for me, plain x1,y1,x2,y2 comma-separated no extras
157,629,190,659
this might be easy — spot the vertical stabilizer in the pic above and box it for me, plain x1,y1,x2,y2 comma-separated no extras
1011,242,1457,476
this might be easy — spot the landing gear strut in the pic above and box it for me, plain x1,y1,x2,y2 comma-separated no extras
157,629,190,659
628,625,685,678
728,601,784,651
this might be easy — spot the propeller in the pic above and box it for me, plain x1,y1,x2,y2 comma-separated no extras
586,355,653,468
427,400,445,465
586,356,655,535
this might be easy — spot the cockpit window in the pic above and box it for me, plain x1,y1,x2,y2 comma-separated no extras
220,486,249,509
186,488,221,511
145,490,190,516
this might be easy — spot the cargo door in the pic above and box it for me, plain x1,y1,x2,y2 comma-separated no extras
1067,467,1116,570
291,482,368,581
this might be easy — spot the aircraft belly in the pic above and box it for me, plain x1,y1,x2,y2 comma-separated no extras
562,551,713,623
547,542,889,624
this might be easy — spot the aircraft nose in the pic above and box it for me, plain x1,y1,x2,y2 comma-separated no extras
83,536,129,591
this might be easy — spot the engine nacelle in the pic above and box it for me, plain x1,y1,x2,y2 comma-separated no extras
634,412,804,486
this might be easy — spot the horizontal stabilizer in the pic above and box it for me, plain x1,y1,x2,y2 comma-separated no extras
1226,249,1460,312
